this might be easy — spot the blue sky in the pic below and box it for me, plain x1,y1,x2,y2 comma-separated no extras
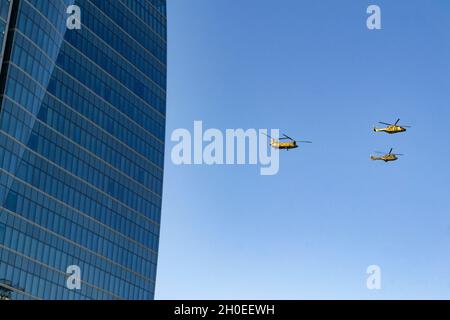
156,0,450,299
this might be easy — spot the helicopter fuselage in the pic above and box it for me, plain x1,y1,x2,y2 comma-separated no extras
270,140,298,150
370,154,398,162
373,125,406,134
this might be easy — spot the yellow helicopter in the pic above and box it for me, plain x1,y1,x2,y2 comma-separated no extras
370,148,404,162
373,118,411,134
262,133,312,150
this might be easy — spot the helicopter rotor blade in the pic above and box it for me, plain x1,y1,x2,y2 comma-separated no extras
282,134,294,141
394,118,400,125
261,132,272,139
295,141,312,143
379,122,392,126
389,148,393,154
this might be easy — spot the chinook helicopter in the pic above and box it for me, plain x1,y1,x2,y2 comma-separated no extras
262,133,312,150
370,148,404,162
373,118,411,134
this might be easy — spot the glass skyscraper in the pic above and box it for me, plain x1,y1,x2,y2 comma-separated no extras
0,0,166,299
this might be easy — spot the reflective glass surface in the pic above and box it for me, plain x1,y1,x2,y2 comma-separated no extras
0,0,166,300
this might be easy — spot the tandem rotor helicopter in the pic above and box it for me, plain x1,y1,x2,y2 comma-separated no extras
373,118,411,134
370,148,404,162
262,133,312,150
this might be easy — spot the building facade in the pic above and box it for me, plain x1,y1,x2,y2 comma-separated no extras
0,0,166,299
